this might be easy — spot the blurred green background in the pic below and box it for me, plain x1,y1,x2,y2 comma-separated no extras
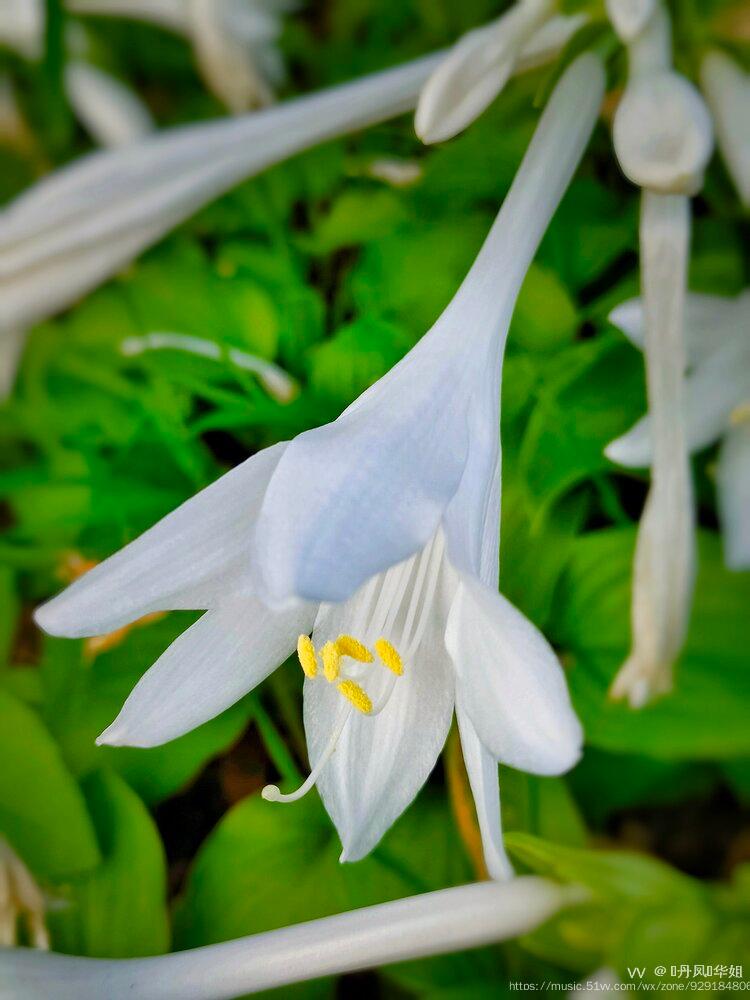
1,0,749,994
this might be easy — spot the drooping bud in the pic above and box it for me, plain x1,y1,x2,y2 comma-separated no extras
701,50,750,207
613,71,714,194
605,0,656,42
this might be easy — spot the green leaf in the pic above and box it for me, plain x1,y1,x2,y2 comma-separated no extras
509,264,579,352
302,188,410,254
48,769,169,957
307,315,413,407
552,529,750,759
0,686,100,880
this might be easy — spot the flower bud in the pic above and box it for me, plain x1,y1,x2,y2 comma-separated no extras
613,71,714,194
701,50,750,207
605,0,656,42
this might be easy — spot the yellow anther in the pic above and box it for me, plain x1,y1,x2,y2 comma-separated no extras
335,634,374,663
730,401,750,426
321,642,341,682
375,638,403,676
337,680,372,714
297,635,318,679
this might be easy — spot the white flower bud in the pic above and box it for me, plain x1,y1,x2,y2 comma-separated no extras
613,71,714,194
701,50,750,207
605,0,656,42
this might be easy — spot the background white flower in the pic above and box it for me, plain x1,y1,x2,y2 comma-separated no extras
607,290,750,571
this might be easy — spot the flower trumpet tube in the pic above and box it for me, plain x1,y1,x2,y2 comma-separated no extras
0,878,575,1000
35,54,603,879
0,51,441,334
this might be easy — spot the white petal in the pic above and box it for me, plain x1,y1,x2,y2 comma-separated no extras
65,62,155,149
605,0,656,42
0,878,571,998
98,597,315,748
67,0,187,33
455,701,513,880
0,0,44,59
446,575,583,775
606,317,750,466
0,53,441,328
610,193,696,707
34,443,286,638
701,50,750,207
609,291,742,365
255,53,605,607
306,597,454,861
717,418,750,571
0,327,26,399
188,0,273,111
415,0,553,144
514,13,587,72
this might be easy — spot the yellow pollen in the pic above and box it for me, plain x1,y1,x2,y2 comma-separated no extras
375,638,403,676
321,642,341,682
337,680,372,714
297,635,318,678
729,401,750,426
335,634,374,663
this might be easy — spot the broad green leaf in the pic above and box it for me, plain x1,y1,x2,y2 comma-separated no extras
302,188,410,254
0,686,100,879
509,264,579,353
48,769,169,957
552,529,750,758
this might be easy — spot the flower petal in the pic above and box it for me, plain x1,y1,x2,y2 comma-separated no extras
701,50,750,207
306,599,454,861
609,292,742,366
605,0,656,42
34,442,286,638
415,0,553,144
445,575,582,775
65,61,155,149
606,322,750,466
98,597,316,748
717,418,750,571
455,701,513,880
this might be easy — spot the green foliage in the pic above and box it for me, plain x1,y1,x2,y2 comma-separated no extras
2,0,749,992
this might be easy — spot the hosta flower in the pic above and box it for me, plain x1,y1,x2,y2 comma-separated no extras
0,6,154,149
68,0,291,111
35,54,604,878
607,0,712,707
0,877,574,998
415,0,586,143
700,50,750,207
0,51,440,393
607,290,750,571
0,837,49,950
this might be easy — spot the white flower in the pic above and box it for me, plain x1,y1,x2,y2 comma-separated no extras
606,290,750,571
0,0,44,59
0,837,49,950
414,1,586,143
64,60,155,148
0,52,440,394
35,54,603,878
0,877,576,999
700,49,750,207
605,0,655,42
607,1,709,707
68,0,291,111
